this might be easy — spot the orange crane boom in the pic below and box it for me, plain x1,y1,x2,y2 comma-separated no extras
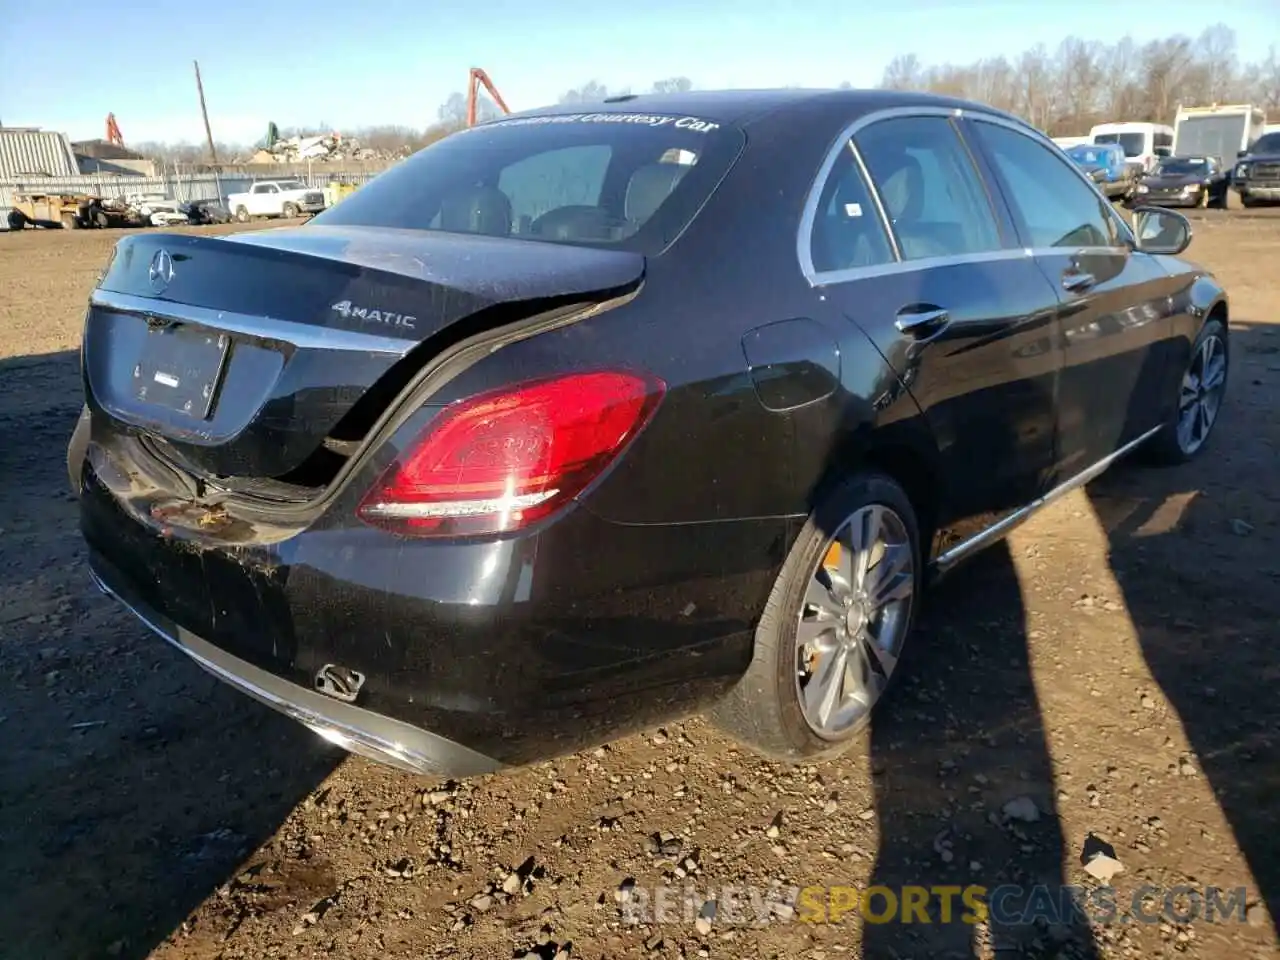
105,113,124,147
466,68,510,127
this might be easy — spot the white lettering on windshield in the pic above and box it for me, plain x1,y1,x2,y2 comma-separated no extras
478,113,721,134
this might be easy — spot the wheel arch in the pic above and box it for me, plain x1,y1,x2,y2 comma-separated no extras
808,429,944,561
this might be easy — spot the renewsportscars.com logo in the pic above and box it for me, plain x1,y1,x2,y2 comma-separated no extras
616,882,1257,928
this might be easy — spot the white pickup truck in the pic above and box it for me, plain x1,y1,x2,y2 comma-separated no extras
226,180,326,222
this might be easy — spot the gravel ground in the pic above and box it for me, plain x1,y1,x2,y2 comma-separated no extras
0,213,1277,960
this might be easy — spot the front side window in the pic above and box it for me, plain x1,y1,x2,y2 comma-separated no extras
314,114,745,255
854,115,1002,261
972,121,1120,250
807,145,895,273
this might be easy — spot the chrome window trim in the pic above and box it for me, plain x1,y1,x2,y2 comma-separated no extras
89,289,416,358
797,105,1143,288
798,105,1017,287
962,112,1139,250
807,247,1027,288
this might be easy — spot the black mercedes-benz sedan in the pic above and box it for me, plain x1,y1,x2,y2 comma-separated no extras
1129,154,1231,209
69,89,1230,776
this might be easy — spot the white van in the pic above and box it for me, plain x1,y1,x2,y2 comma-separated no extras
1089,122,1175,172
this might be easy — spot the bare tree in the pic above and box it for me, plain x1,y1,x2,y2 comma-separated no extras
880,54,922,91
879,24,1274,135
1242,44,1280,111
559,81,618,104
652,77,693,94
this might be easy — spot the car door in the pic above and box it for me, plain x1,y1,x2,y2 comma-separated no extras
249,183,277,216
805,111,1064,531
962,117,1181,479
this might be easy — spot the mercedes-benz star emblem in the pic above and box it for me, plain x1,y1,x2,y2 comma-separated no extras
148,249,175,293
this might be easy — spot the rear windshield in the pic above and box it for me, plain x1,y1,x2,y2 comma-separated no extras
313,113,745,255
1156,157,1209,175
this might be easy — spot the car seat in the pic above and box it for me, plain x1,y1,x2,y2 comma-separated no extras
439,185,512,236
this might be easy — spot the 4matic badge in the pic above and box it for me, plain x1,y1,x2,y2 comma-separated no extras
331,300,417,330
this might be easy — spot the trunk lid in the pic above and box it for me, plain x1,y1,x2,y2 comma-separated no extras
85,225,644,483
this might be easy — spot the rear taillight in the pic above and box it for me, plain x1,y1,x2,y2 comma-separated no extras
357,370,666,537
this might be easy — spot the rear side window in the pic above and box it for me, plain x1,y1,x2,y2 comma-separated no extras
854,116,1001,261
315,114,746,256
808,145,895,273
970,120,1120,249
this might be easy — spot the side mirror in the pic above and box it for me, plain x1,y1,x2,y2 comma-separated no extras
1131,206,1192,256
1237,149,1248,158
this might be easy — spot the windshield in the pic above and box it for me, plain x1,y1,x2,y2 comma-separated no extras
312,112,746,255
275,181,307,190
1250,133,1280,154
1155,157,1209,175
1093,132,1145,157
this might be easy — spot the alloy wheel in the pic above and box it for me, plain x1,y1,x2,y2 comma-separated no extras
795,504,915,739
1176,333,1227,456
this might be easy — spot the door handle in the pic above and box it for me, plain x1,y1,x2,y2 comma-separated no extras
1062,271,1096,293
894,304,951,338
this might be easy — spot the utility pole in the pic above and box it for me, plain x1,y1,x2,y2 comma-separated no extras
193,60,219,164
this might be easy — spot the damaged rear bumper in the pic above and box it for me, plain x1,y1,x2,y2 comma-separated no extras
87,557,503,777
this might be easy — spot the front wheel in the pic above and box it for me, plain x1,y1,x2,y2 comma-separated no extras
282,201,298,219
708,473,922,762
1146,318,1228,465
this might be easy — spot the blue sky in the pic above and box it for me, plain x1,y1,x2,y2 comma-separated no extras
1,0,1276,146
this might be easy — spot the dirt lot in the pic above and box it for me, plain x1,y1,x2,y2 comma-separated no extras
1,214,1277,960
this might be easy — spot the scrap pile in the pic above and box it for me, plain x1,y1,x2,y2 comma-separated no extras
244,127,394,164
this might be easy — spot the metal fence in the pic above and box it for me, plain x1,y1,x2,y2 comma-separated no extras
1,169,385,225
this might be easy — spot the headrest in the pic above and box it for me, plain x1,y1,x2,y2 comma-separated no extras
877,152,924,223
439,185,512,236
624,163,689,223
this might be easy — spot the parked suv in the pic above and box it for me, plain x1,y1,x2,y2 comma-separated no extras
1232,132,1280,207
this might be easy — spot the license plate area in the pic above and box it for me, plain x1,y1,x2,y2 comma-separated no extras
133,325,230,419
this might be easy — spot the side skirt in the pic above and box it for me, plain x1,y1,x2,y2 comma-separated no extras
928,424,1162,579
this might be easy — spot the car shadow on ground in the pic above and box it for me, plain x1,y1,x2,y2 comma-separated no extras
860,541,1100,958
824,317,1279,956
1086,317,1279,938
0,349,342,960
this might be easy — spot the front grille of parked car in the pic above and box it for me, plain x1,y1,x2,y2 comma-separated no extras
305,192,324,204
1251,162,1280,183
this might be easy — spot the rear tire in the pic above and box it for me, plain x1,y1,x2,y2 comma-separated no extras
235,205,251,223
708,472,922,762
1146,317,1228,465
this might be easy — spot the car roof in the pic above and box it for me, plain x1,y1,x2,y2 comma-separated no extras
500,87,1032,129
